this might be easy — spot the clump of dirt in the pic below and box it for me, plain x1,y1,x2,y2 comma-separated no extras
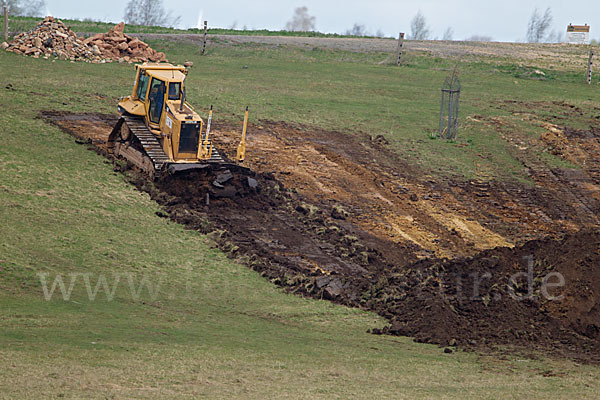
42,111,600,364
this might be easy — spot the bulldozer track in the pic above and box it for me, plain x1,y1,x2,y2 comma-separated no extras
108,115,225,175
122,115,170,171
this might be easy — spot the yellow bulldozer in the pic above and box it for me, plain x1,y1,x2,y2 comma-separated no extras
108,63,248,177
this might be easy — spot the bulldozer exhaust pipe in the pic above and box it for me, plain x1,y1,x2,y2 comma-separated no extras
179,82,186,113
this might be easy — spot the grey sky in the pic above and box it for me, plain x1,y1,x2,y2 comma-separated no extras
45,0,598,42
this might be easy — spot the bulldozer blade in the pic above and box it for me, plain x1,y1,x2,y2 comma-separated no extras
166,162,251,175
166,163,211,174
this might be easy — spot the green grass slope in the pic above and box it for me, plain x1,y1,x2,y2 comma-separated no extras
1,41,599,398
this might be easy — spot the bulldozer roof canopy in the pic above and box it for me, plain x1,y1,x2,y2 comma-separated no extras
137,63,187,83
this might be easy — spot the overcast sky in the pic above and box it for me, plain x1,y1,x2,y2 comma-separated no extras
44,0,599,42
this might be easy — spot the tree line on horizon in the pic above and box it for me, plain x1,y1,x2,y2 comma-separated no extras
1,0,596,43
284,6,575,43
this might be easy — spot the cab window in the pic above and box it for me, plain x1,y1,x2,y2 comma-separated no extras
168,82,181,100
148,78,166,124
136,72,150,101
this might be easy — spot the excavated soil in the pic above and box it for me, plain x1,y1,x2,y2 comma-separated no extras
42,110,600,363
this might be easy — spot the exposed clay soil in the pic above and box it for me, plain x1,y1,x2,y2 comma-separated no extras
42,110,600,364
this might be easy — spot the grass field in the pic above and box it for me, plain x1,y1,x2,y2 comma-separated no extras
2,35,600,398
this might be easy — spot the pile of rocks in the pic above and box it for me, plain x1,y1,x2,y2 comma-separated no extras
82,22,167,63
2,17,103,61
1,17,167,63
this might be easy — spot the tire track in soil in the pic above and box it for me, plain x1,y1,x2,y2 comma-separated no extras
42,110,600,364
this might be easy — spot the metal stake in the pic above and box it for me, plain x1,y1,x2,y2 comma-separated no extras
396,32,405,65
3,6,8,42
588,50,594,85
201,21,208,55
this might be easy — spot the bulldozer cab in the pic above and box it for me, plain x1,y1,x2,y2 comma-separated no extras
113,62,244,172
132,65,185,129
119,63,206,161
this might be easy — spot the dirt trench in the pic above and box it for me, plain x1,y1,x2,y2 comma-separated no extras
42,110,600,363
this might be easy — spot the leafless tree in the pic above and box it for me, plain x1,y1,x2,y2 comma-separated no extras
345,23,368,36
22,0,45,16
1,0,45,16
0,0,21,14
526,7,553,43
123,0,181,27
466,35,493,42
546,29,563,43
410,11,430,40
375,29,385,38
285,6,315,31
442,27,454,41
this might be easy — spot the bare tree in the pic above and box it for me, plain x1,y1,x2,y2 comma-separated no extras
546,29,563,43
410,11,430,40
345,23,368,36
21,0,45,16
0,0,21,15
526,7,553,43
375,29,385,38
442,27,454,41
123,0,181,27
1,0,45,16
466,35,493,42
285,6,315,31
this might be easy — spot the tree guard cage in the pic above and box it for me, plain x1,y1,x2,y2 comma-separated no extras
439,76,460,140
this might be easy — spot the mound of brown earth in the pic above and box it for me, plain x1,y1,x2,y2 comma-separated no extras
82,22,167,63
369,231,600,363
2,17,166,63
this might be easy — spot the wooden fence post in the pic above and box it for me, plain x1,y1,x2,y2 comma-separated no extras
201,20,208,55
3,6,8,42
395,32,405,65
587,50,594,85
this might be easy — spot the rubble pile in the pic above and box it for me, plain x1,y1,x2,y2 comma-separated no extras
82,22,167,63
2,17,167,63
3,17,103,61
